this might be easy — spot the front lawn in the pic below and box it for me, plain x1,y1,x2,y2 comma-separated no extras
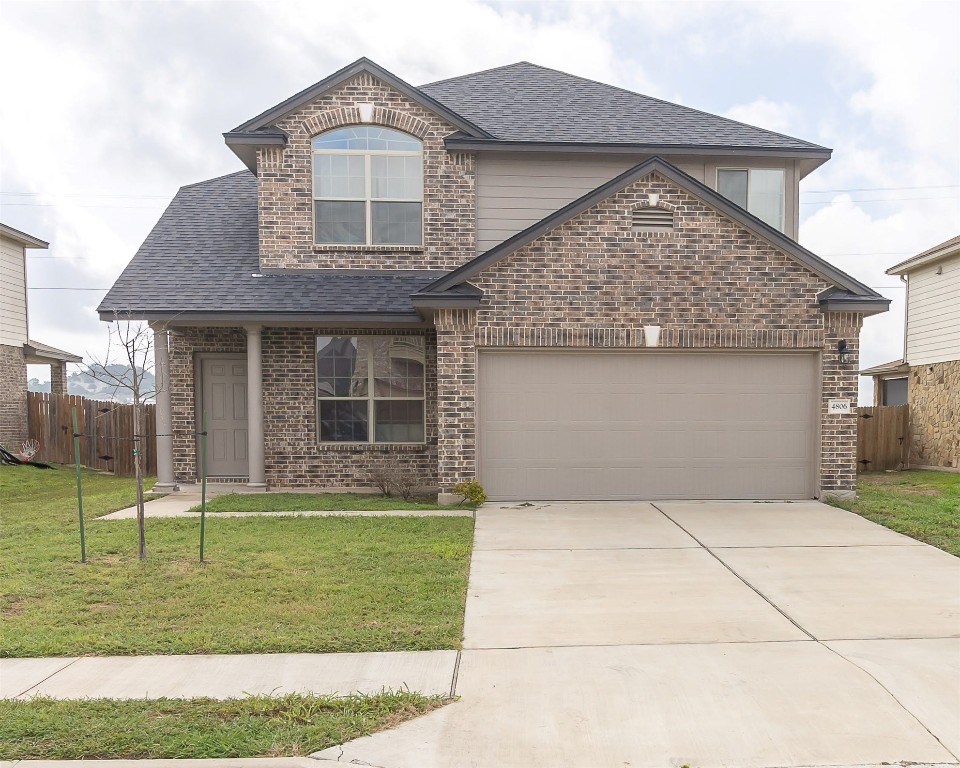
191,491,468,514
0,692,443,760
828,470,960,556
0,464,473,656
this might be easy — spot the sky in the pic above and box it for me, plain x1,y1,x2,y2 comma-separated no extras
1,0,958,403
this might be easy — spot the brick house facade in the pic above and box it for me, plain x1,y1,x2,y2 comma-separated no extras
100,58,888,500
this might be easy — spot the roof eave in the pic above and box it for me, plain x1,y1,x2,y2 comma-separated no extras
886,241,960,274
818,296,891,316
99,309,427,326
230,57,493,139
859,360,909,376
223,131,288,173
410,294,483,310
442,136,832,160
0,223,49,249
23,342,83,364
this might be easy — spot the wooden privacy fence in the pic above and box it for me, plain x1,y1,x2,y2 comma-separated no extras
27,393,157,477
857,405,910,472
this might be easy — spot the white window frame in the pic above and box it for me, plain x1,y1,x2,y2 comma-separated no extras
716,167,785,232
311,132,423,246
316,335,427,445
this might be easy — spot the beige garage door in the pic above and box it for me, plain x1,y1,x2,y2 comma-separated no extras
478,351,818,501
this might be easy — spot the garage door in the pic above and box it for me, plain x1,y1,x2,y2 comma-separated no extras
478,351,818,501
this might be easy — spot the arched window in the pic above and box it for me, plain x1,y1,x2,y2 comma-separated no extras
312,126,423,246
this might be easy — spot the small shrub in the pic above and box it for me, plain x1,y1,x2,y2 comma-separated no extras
367,456,423,500
452,479,486,506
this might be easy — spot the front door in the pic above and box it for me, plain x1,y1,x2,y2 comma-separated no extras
199,357,248,477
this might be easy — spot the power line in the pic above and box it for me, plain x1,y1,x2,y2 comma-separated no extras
802,184,959,194
29,287,109,291
801,196,959,205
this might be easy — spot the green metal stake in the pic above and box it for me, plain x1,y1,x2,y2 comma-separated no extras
72,407,86,563
199,410,208,562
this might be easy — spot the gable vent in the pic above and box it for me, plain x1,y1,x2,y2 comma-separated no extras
633,207,674,232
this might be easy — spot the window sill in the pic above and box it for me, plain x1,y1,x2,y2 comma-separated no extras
313,245,425,254
317,443,430,452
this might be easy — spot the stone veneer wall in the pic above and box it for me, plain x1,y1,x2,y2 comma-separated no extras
257,73,476,271
0,343,28,447
909,359,960,468
429,172,865,496
166,326,438,486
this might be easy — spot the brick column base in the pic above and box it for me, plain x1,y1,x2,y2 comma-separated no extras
436,309,477,500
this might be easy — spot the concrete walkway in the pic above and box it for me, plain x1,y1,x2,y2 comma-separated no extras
99,487,470,520
1,650,457,700
318,500,960,768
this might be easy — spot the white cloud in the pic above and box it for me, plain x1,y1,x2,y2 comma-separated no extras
723,99,798,135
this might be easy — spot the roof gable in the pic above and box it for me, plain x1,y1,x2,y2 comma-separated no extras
417,157,886,310
229,58,491,138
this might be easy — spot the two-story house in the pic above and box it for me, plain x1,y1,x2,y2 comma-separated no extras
862,235,959,469
99,58,888,501
1,223,83,449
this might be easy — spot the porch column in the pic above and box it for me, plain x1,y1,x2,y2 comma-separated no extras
49,361,68,396
246,325,266,488
152,327,177,491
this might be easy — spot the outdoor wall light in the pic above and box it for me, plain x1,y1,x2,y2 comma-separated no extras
837,340,851,365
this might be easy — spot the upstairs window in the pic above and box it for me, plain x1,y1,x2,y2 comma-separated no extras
312,126,423,246
717,168,785,231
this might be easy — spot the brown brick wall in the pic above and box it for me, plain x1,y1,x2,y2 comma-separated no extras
431,172,865,497
821,312,863,495
0,343,28,448
167,326,438,487
49,361,68,396
436,309,477,493
169,327,247,481
909,359,960,468
261,327,438,488
258,72,476,271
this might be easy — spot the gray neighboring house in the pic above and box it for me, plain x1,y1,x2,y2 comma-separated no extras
1,223,83,449
862,235,960,470
99,58,888,501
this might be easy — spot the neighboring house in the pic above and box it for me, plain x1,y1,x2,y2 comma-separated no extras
862,236,960,469
0,223,83,448
99,58,888,501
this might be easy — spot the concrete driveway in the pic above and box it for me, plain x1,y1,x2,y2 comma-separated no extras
318,501,960,768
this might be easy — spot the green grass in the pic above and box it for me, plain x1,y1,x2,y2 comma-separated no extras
191,491,470,514
0,692,444,759
827,470,960,556
0,464,473,657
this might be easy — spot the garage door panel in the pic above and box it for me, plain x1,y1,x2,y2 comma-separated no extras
478,352,817,500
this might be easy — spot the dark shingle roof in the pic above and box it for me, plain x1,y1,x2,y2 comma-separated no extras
420,62,826,152
97,171,443,320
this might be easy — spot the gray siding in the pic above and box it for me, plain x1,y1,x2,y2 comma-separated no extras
476,153,799,252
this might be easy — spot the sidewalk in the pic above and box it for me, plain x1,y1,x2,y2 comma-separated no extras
1,650,457,700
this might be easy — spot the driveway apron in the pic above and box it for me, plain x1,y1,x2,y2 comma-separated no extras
318,501,960,768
